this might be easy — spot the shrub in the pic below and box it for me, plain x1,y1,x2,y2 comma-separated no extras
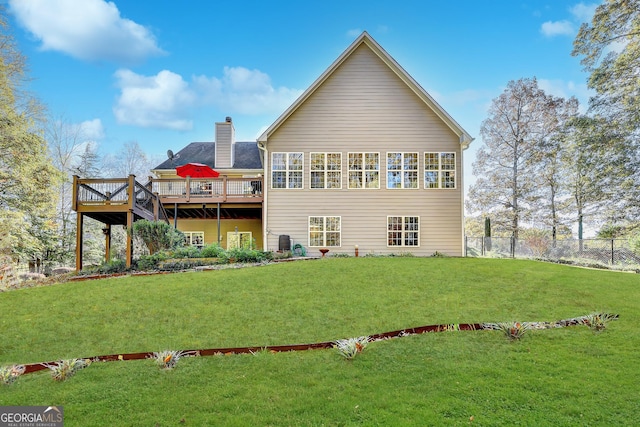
136,251,170,271
272,250,292,260
201,243,225,258
331,253,352,258
131,220,185,254
172,246,202,259
224,247,273,263
389,252,415,257
100,259,127,274
157,258,211,271
80,259,127,275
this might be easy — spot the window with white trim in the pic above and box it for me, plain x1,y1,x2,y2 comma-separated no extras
425,152,456,189
310,153,342,189
271,152,303,189
309,216,341,247
387,152,418,189
227,231,253,249
348,152,379,189
387,216,419,247
184,231,204,248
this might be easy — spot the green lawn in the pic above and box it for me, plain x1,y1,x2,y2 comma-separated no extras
1,258,640,426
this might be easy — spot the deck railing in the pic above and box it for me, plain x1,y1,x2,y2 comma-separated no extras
73,175,263,214
73,175,162,219
149,176,263,203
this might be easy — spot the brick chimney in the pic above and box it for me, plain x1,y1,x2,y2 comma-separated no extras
215,116,235,168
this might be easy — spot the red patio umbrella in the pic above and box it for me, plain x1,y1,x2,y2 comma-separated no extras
176,163,220,178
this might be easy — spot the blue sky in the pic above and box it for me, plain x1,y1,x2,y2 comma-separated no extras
5,0,597,190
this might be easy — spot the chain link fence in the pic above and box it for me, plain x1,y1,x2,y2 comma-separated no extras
465,236,640,271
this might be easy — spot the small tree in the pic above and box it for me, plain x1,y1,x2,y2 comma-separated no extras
131,220,184,254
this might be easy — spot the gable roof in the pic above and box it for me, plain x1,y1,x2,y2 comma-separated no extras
258,31,473,149
153,141,262,170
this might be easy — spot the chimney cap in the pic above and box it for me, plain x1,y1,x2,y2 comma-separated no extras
225,116,232,123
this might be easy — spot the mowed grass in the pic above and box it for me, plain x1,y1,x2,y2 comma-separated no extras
1,258,640,426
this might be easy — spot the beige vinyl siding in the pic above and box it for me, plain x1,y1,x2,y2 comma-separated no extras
265,44,463,256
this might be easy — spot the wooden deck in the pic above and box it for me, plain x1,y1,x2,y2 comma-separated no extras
150,176,263,205
72,175,264,271
73,175,264,223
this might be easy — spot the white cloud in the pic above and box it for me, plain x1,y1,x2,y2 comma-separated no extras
193,66,303,115
540,20,575,37
538,78,592,111
570,3,598,23
114,66,302,129
79,118,105,140
8,0,165,64
346,28,362,38
434,88,494,107
113,69,196,130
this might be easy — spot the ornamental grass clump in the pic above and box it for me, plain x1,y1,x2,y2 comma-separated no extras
581,312,618,332
334,336,370,360
44,358,89,381
0,364,25,385
491,322,530,340
151,350,193,369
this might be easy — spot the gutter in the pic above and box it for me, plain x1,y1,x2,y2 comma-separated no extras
257,140,268,251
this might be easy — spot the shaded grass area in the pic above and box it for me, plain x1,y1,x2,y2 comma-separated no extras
2,258,640,426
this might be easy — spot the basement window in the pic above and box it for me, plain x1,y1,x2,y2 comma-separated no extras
184,231,204,248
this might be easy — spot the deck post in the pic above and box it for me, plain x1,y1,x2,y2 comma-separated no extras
72,175,79,211
153,193,159,220
174,203,178,228
217,202,221,245
75,212,84,271
126,210,133,268
104,224,111,262
127,174,136,209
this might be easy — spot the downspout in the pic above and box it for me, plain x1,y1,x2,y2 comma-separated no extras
460,135,474,257
460,145,465,256
257,140,268,251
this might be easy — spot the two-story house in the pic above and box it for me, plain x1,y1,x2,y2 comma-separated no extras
72,31,472,269
258,31,472,257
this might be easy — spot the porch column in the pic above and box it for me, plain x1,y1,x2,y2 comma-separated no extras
75,212,84,271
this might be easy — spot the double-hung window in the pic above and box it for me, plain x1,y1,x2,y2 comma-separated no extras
271,152,303,189
387,152,418,189
425,152,456,189
387,216,419,247
184,231,204,248
309,216,341,247
310,153,342,189
348,152,380,189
